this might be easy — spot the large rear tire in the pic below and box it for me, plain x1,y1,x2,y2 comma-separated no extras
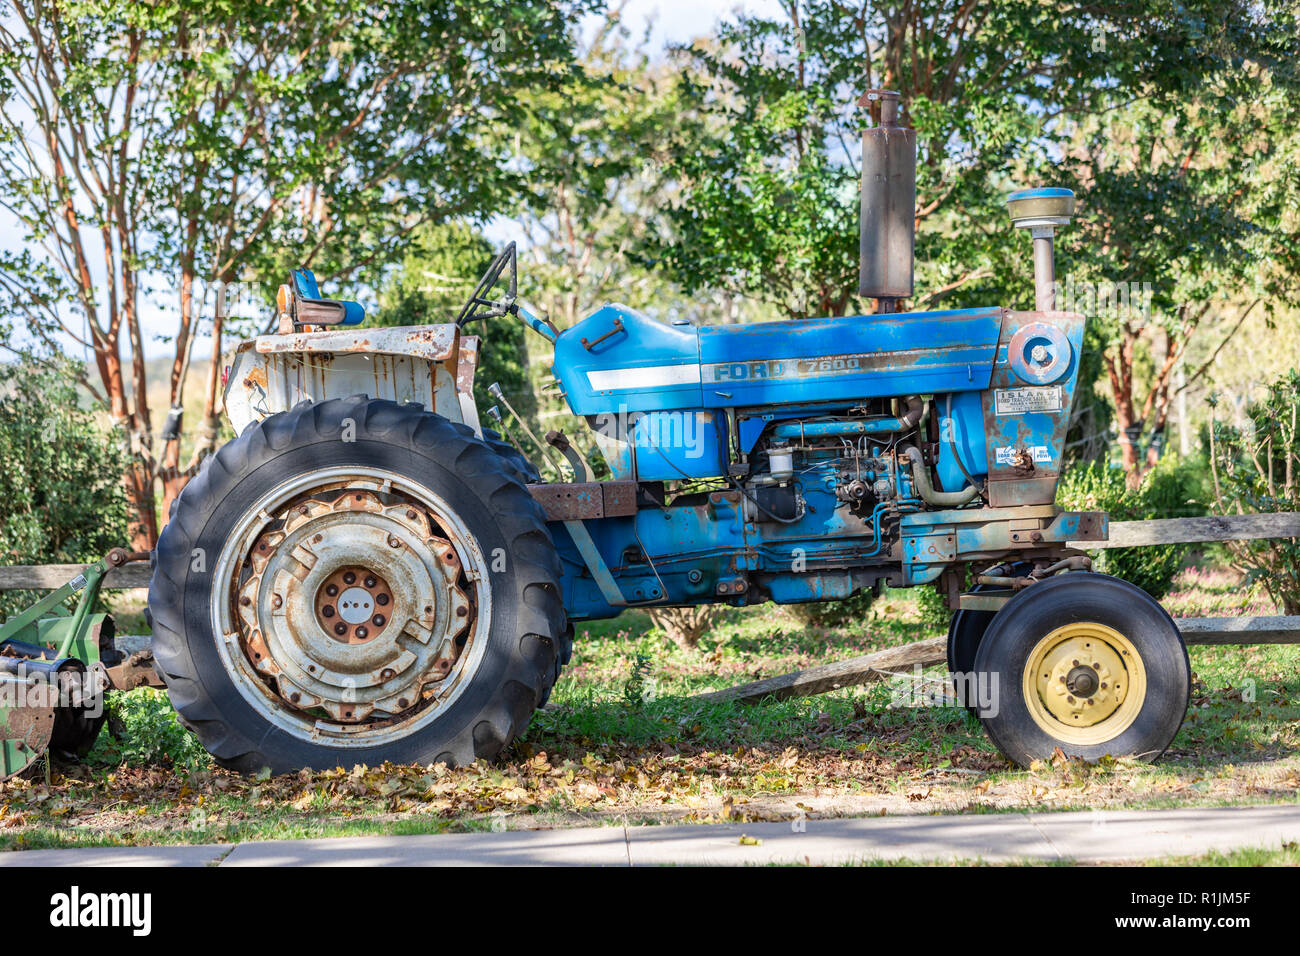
973,573,1189,767
148,396,565,774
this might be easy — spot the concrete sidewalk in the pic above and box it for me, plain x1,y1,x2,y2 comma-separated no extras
2,804,1297,867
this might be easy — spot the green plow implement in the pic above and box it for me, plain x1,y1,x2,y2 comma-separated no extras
0,548,149,781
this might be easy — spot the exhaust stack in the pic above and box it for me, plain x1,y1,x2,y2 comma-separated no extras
1007,188,1075,311
858,90,915,313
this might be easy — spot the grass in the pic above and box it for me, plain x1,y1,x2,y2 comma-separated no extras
1,566,1297,854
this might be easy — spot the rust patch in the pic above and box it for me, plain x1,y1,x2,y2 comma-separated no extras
529,481,640,520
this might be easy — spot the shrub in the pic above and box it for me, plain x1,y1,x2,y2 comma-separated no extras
1056,458,1196,600
647,606,724,651
0,356,129,617
94,688,211,770
1207,370,1300,614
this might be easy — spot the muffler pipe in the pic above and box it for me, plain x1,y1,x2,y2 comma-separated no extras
858,90,915,313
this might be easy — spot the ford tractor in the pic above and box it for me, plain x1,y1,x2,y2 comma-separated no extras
147,91,1190,774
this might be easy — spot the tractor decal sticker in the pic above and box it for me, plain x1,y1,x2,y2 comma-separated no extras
993,386,1063,415
994,445,1052,465
585,364,702,391
700,345,993,384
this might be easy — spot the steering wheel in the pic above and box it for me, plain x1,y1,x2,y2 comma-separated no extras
456,242,518,327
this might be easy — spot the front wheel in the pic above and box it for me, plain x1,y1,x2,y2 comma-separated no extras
973,573,1189,767
149,396,565,774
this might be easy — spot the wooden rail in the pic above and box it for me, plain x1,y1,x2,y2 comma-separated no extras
1073,511,1300,550
0,511,1293,592
692,616,1300,706
0,563,152,590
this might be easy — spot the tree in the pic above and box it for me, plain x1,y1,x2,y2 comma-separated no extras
650,0,1300,362
375,220,533,421
0,0,591,547
1059,66,1300,484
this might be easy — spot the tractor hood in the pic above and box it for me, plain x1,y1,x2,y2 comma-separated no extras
554,305,1006,416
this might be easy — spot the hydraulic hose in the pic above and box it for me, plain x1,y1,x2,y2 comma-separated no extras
902,445,980,507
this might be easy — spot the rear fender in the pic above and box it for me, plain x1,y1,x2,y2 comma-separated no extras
223,325,482,436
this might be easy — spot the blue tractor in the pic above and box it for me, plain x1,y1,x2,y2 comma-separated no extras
150,91,1189,772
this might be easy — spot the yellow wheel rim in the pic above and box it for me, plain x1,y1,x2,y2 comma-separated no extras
1022,622,1146,746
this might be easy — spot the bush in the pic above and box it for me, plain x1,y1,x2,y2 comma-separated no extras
1056,457,1198,600
0,356,130,617
1207,370,1300,614
94,688,211,770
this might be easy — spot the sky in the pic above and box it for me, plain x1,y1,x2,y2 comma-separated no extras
5,0,788,365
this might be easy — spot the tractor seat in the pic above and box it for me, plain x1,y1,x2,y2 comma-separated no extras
289,268,365,326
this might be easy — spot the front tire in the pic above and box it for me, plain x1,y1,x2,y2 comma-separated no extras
973,573,1190,767
149,396,565,774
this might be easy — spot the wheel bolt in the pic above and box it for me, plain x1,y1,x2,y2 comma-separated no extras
290,692,301,704
406,509,418,519
322,605,335,618
343,571,356,585
364,575,377,588
456,605,468,618
356,626,369,640
272,594,283,609
240,595,252,606
376,593,390,606
398,697,409,709
326,584,338,597
388,535,402,548
1067,696,1076,704
334,623,347,636
372,614,386,627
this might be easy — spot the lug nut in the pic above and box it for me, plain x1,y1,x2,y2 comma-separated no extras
372,614,386,627
343,571,356,585
240,595,252,606
334,623,347,636
326,584,339,596
322,605,335,618
456,605,468,618
364,575,377,588
388,535,402,548
355,626,369,640
272,594,283,609
376,593,390,606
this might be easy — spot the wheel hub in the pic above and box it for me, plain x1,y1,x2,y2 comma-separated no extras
315,566,392,642
234,490,473,725
1025,622,1144,743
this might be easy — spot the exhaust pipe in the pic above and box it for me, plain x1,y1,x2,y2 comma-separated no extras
858,90,915,314
1007,188,1075,311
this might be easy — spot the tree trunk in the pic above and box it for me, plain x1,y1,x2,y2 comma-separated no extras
649,606,724,652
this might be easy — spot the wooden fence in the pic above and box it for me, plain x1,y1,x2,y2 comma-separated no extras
1,511,1296,707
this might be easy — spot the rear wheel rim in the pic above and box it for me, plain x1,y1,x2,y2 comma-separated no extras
1022,621,1147,746
210,466,492,749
